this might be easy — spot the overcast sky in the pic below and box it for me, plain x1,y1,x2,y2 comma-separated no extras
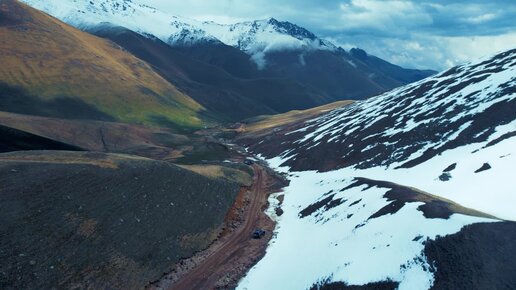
138,0,515,71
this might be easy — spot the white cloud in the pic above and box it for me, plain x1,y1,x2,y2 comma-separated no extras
337,0,433,32
329,32,516,70
439,32,516,66
464,13,497,24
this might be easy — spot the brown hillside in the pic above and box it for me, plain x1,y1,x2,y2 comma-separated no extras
0,110,191,160
0,0,204,127
0,150,240,289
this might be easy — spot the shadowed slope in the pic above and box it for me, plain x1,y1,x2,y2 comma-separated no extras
425,222,516,290
0,124,82,152
91,25,329,121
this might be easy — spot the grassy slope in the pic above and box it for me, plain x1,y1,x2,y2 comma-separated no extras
92,26,330,122
0,0,204,128
0,111,241,164
240,100,353,137
0,111,192,158
179,164,253,186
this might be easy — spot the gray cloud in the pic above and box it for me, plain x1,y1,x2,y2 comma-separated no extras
137,0,516,70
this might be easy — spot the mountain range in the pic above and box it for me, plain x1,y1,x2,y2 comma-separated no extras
18,0,436,122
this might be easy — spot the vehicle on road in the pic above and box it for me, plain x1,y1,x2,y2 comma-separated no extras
252,229,266,239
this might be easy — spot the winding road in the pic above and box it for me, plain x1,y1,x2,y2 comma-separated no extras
169,164,274,290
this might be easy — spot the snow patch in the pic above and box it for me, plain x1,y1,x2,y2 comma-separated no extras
237,158,495,290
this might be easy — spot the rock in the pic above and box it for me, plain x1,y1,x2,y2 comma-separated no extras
439,172,452,181
474,163,492,173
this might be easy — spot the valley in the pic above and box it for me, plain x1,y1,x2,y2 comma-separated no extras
0,107,291,290
21,0,436,121
0,0,515,289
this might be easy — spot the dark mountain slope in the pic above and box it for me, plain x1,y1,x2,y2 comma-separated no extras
0,124,82,153
173,44,436,101
172,42,260,79
0,151,240,290
92,25,435,122
262,49,388,99
92,25,330,121
425,222,516,290
349,48,436,84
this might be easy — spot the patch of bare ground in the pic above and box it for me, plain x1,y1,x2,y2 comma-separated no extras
239,100,353,138
147,165,287,290
0,111,189,159
344,178,497,220
425,221,516,290
310,280,399,290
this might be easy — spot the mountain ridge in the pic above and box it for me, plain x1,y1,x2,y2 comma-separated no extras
20,0,437,114
20,0,337,62
20,0,434,73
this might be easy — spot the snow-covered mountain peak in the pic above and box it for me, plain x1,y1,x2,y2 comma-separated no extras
23,0,142,18
211,17,336,52
21,0,338,67
265,17,317,41
198,17,337,67
80,0,139,16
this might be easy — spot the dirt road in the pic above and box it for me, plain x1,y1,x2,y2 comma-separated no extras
166,164,279,289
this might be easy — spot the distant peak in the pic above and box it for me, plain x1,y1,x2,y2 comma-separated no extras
350,48,368,59
266,17,279,24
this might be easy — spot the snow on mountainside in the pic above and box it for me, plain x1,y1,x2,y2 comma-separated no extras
21,0,336,66
247,49,516,220
238,49,516,289
198,17,336,67
20,0,219,44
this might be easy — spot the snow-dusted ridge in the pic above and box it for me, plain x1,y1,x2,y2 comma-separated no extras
249,49,516,220
21,0,336,67
21,0,220,44
238,49,516,289
198,17,337,68
289,49,515,167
